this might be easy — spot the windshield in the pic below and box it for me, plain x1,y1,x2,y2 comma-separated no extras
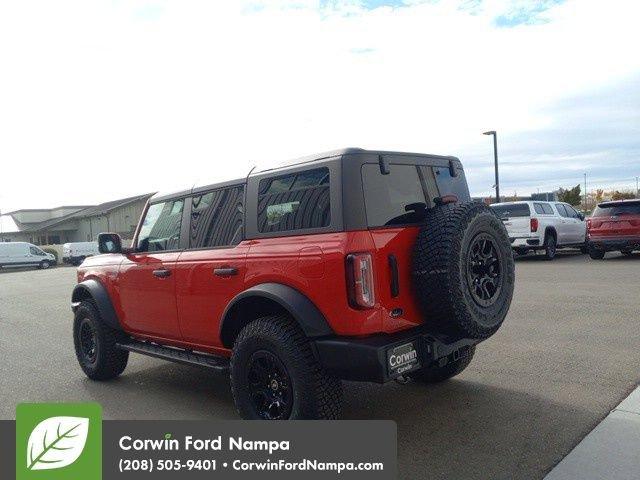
592,202,640,217
491,203,531,219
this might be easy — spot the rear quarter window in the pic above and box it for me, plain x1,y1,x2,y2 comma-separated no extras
257,167,330,233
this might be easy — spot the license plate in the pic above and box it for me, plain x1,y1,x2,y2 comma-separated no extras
387,342,421,376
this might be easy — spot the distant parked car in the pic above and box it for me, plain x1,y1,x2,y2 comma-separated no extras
62,242,100,266
490,201,587,260
0,242,57,270
587,199,640,259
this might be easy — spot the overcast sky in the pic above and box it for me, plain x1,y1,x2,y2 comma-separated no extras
1,0,639,212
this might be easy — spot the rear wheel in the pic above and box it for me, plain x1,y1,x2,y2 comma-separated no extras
230,315,343,420
621,249,633,256
589,247,606,260
408,346,476,383
73,300,129,380
543,234,557,260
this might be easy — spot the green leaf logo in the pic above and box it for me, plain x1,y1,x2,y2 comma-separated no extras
26,416,89,471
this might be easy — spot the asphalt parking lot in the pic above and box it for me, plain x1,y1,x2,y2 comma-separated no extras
1,252,639,479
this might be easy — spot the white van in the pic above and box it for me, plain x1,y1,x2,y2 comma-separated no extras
62,242,100,266
0,242,57,269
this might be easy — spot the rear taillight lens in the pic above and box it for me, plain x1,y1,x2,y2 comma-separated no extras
586,219,592,229
346,253,376,309
530,218,539,233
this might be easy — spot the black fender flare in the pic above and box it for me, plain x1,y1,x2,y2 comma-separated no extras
219,283,334,347
71,279,122,330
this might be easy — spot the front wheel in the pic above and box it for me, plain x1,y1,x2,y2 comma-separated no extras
408,347,476,383
39,260,51,269
621,250,634,256
230,315,343,420
73,301,129,380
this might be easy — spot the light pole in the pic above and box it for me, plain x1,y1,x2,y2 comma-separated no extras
636,176,639,198
483,130,500,203
584,173,587,213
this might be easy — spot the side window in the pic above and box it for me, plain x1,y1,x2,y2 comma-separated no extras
555,204,569,217
190,186,244,248
362,164,427,227
566,205,580,219
534,203,545,215
258,168,330,233
30,246,44,256
541,204,554,215
137,199,184,252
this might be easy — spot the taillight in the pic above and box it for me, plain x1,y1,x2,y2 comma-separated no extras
586,219,592,229
346,253,376,309
530,218,539,233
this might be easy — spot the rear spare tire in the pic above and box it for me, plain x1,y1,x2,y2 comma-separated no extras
412,202,515,339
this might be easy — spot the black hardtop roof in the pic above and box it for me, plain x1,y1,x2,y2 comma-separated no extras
254,147,460,173
151,148,461,203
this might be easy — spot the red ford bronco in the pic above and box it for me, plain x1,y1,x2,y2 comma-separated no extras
72,149,515,420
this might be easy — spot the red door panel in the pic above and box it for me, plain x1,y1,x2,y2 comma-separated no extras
174,244,249,350
117,252,182,339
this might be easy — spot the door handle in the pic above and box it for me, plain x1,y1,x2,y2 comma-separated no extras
214,267,238,277
152,269,171,278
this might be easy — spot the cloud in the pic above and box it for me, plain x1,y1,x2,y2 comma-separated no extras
0,0,638,210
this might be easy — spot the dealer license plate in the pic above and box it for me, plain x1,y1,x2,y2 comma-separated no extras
387,341,421,377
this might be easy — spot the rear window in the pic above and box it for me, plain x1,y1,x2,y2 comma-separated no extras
257,168,330,233
361,164,427,227
592,201,640,217
491,203,530,219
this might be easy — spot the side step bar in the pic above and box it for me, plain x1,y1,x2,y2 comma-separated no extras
117,340,229,371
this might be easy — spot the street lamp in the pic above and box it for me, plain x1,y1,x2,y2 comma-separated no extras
483,130,500,203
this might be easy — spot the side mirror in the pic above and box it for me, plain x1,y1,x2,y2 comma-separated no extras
98,233,123,254
578,213,585,221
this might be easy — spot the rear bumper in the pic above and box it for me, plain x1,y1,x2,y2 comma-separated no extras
589,237,640,251
313,327,479,383
510,236,542,249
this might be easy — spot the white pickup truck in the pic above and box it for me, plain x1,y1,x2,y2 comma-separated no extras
490,201,587,260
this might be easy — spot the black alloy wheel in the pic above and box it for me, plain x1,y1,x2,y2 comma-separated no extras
79,319,98,364
466,234,503,307
247,350,293,420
